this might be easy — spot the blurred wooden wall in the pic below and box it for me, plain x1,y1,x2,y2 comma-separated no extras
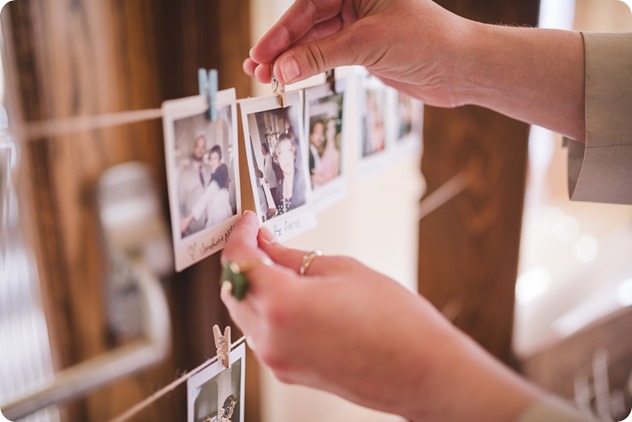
419,0,540,366
2,0,253,420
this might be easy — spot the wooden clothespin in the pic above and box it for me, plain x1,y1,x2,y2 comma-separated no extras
198,68,218,121
213,325,231,369
325,68,336,94
272,75,286,108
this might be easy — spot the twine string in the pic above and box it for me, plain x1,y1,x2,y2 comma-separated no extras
109,336,245,422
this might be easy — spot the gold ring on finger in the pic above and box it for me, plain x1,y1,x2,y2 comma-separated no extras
299,250,322,276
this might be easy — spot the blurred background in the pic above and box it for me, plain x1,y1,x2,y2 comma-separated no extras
0,0,630,421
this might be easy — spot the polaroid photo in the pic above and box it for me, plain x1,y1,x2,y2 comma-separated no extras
390,90,424,158
187,343,246,422
357,75,393,178
241,91,317,242
304,78,348,211
162,90,241,272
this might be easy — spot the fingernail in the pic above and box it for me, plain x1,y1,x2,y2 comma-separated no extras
246,336,255,350
258,226,277,243
280,56,300,83
243,210,255,217
221,281,233,297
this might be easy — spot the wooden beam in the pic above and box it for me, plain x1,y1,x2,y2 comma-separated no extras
418,0,540,365
2,0,253,419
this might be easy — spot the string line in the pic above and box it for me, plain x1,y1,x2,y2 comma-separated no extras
18,96,271,141
418,170,470,220
18,92,463,421
22,108,164,141
109,336,246,422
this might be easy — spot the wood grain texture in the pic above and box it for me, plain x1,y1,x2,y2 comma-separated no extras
418,0,540,365
3,0,253,420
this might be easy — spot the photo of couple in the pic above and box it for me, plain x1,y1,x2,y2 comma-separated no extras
307,97,343,189
178,136,235,239
246,105,307,222
162,91,241,271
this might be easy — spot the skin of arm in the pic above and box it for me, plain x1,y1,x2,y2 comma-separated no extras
224,1,588,420
244,0,585,141
221,212,542,422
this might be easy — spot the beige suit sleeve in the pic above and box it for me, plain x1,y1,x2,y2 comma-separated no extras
515,396,596,422
566,32,632,204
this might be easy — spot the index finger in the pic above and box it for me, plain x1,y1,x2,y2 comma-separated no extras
221,211,296,305
250,0,342,64
222,210,265,264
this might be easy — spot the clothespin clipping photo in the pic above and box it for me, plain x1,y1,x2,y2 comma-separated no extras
326,68,336,94
272,75,286,108
198,68,218,121
213,325,231,369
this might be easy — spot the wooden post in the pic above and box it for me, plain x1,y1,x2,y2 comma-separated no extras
2,0,253,419
418,1,540,365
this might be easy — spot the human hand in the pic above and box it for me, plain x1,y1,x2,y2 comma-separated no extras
220,212,539,421
244,0,473,107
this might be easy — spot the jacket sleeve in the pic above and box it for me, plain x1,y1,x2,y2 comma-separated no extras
566,32,632,205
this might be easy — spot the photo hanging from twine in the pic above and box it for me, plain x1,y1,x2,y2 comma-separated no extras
390,89,424,159
304,79,349,212
240,90,317,242
357,75,395,179
187,343,246,422
162,90,241,271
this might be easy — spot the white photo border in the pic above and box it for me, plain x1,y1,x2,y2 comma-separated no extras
162,90,241,272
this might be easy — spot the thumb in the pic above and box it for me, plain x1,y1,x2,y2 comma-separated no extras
257,226,305,272
273,27,362,85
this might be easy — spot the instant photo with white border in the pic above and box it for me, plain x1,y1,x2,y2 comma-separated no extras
358,75,393,179
389,89,424,159
162,90,241,272
241,91,316,242
304,78,348,211
187,343,246,422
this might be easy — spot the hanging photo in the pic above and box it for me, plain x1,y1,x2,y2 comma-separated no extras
162,90,241,272
187,343,246,422
304,79,348,211
391,90,424,157
240,91,316,242
358,75,392,178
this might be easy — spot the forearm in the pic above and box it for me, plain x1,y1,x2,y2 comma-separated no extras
407,328,541,422
455,22,585,142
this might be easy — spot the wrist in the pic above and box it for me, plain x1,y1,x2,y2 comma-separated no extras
448,20,494,108
407,327,542,422
447,22,585,139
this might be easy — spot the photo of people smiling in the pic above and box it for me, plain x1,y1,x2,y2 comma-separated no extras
241,91,316,242
162,91,241,271
305,80,348,210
